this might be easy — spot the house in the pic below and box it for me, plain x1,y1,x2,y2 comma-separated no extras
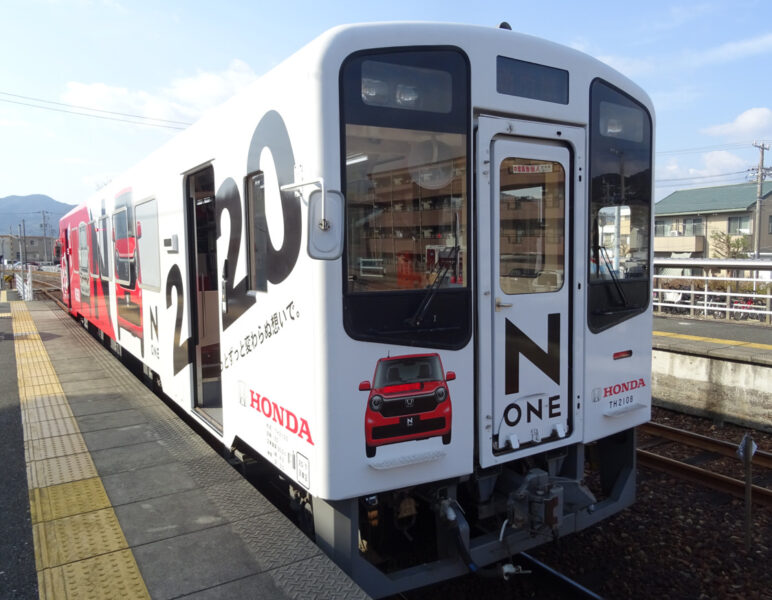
654,181,772,259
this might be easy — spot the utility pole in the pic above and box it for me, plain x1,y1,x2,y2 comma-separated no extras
19,223,26,268
41,210,48,263
752,141,769,260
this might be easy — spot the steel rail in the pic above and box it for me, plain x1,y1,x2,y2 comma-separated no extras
639,422,772,470
40,289,68,312
637,449,772,509
517,552,605,599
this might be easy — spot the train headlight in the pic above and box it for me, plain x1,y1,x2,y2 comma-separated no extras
434,387,447,402
360,60,452,113
395,84,419,107
361,78,390,106
370,395,384,411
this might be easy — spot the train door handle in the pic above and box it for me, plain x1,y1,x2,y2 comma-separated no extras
495,298,513,311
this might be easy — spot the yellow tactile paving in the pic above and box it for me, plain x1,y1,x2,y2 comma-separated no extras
22,403,75,424
653,329,772,351
0,289,7,302
22,394,70,411
27,452,99,489
43,550,151,600
30,478,112,524
23,416,80,441
26,434,89,462
33,507,128,570
10,301,151,600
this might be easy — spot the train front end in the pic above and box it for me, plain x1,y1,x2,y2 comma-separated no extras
309,24,654,596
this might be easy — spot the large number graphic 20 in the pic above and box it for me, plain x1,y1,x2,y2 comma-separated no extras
216,110,302,330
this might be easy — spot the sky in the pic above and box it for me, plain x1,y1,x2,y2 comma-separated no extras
1,0,771,208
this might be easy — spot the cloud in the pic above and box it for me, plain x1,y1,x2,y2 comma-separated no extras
0,117,32,128
697,150,749,174
60,60,258,128
162,59,257,115
650,86,701,111
650,3,716,32
656,151,750,192
702,107,772,140
585,30,772,81
595,54,656,79
686,32,772,68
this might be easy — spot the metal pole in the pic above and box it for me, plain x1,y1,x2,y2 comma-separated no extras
744,433,753,552
752,142,768,261
22,219,28,268
18,223,25,268
41,210,48,264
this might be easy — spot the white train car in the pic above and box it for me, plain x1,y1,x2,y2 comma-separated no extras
59,22,654,597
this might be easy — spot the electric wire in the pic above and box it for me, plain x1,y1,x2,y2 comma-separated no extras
0,91,192,125
0,96,188,130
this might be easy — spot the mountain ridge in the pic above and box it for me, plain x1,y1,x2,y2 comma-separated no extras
0,194,74,237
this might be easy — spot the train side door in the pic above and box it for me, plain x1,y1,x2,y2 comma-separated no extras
184,166,223,430
477,117,583,468
61,228,71,308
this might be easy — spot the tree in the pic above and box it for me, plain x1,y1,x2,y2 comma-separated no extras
709,231,750,259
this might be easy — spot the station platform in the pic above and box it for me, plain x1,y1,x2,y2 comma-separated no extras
651,314,771,432
0,290,369,600
653,315,772,366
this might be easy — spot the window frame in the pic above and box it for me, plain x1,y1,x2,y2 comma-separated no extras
728,214,750,235
98,215,112,282
683,217,703,237
587,78,653,334
135,197,162,291
339,46,472,350
112,206,133,287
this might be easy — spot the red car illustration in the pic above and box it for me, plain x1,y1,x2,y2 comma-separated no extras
359,353,455,458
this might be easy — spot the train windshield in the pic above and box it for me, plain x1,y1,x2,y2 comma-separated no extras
374,355,443,388
588,79,652,332
341,49,471,349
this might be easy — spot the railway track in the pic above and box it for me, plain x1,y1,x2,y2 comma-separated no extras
637,421,772,508
516,553,604,599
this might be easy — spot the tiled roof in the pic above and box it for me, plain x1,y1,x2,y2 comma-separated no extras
655,181,772,216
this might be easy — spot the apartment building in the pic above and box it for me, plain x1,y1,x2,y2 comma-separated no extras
0,234,56,264
654,181,772,259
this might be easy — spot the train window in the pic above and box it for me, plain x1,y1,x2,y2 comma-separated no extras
113,207,132,286
135,198,161,290
88,221,99,277
245,171,268,292
98,216,111,281
496,56,569,105
340,48,471,349
78,222,88,276
499,158,565,295
588,79,652,332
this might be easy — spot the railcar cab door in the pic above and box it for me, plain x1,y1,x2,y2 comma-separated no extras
184,166,223,431
476,117,583,468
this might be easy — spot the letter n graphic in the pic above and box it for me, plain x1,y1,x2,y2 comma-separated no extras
505,313,560,395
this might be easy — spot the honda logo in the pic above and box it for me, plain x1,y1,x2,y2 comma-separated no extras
405,397,414,408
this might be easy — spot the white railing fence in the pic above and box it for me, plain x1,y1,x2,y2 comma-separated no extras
653,258,772,324
14,267,34,301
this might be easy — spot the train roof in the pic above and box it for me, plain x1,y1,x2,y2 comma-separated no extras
63,21,653,213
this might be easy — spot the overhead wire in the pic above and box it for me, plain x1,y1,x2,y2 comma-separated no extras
0,91,192,125
0,92,190,130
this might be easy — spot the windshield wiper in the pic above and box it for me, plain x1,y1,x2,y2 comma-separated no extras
407,213,461,328
595,244,628,307
407,245,458,327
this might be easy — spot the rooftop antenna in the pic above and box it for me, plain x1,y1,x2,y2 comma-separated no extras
499,22,512,30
